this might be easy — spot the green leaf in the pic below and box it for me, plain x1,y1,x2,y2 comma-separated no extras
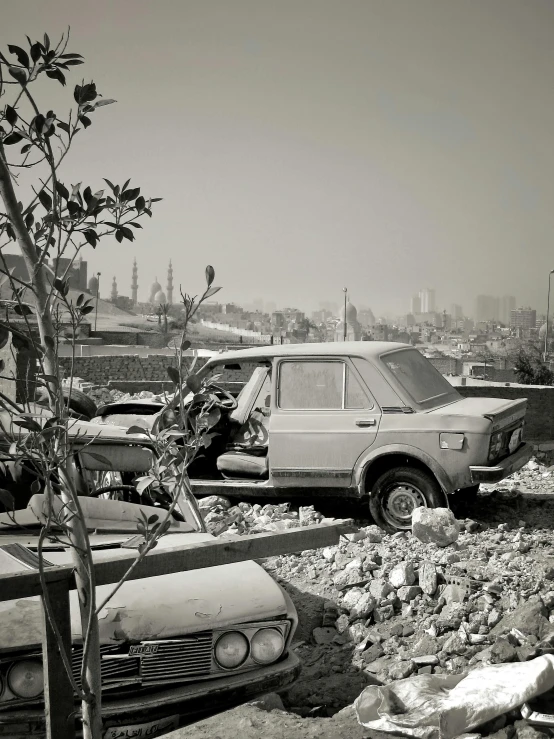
126,425,150,435
186,374,202,393
55,181,69,201
60,52,83,59
30,42,42,63
13,304,32,316
24,212,34,229
30,479,41,494
204,286,221,299
147,514,159,525
79,114,91,128
205,265,215,286
0,488,15,510
181,339,191,351
80,305,95,314
120,226,134,241
3,132,23,145
115,229,124,243
84,229,98,247
121,187,140,202
57,121,70,135
5,106,18,126
46,68,66,86
8,67,27,84
43,33,50,50
8,45,29,68
44,335,55,351
135,195,145,212
103,178,117,193
167,366,180,385
20,143,32,154
38,190,52,212
94,98,116,107
136,476,155,494
76,293,84,307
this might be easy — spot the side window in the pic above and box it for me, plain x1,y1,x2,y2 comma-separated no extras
279,362,343,409
278,361,370,410
345,368,369,409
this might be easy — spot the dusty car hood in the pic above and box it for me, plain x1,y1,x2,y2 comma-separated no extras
0,533,289,653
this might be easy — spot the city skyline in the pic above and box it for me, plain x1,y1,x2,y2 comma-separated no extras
4,1,554,315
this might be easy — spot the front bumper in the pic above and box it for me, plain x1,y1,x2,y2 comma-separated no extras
469,442,533,484
0,652,301,738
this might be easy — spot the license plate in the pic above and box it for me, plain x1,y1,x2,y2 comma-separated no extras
103,715,179,739
509,428,522,453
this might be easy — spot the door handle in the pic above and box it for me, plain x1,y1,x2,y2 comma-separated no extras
356,419,376,427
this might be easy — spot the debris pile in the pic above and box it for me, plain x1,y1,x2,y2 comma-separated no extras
86,387,164,406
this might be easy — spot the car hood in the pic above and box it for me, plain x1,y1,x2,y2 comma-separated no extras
0,533,289,653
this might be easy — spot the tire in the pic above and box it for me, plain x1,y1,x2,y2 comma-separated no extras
36,386,97,420
62,387,97,419
369,466,444,534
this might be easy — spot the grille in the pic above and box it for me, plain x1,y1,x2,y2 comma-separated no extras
72,644,140,687
140,633,214,685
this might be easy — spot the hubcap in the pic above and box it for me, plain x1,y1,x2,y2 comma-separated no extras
384,483,427,529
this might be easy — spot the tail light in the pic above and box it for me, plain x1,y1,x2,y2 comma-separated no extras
488,431,503,461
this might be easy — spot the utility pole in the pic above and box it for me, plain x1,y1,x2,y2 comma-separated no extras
544,269,554,362
343,287,347,341
94,272,101,332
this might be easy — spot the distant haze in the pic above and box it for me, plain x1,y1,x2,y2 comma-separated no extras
3,0,554,316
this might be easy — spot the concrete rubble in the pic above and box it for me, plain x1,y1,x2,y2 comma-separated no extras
193,458,554,737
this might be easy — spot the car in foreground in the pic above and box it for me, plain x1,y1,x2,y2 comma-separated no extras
91,341,532,533
0,423,299,738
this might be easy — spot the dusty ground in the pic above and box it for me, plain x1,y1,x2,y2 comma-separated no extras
168,459,554,738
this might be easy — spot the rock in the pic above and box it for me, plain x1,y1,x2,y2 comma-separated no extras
389,562,416,588
397,585,423,602
335,614,350,634
248,693,285,711
198,495,232,510
412,507,460,547
442,583,468,605
387,661,415,680
412,654,440,666
364,525,384,543
312,627,337,645
369,579,395,600
443,633,468,655
374,605,394,622
419,561,438,595
333,568,365,590
348,622,368,644
362,643,385,664
491,600,550,639
514,720,550,739
490,637,518,663
342,588,365,612
411,634,442,657
349,592,377,620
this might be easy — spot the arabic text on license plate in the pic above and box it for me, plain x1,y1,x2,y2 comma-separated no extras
509,428,522,453
103,715,179,739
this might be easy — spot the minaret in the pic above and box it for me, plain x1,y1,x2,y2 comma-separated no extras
131,258,138,305
167,260,174,305
111,276,118,302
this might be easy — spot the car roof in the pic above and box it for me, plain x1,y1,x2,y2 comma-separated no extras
206,341,413,364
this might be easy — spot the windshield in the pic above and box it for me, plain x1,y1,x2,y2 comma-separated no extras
381,349,459,408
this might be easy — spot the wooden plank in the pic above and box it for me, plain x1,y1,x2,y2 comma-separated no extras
0,522,354,602
41,578,75,739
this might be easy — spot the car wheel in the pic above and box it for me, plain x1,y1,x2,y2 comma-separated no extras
37,387,97,420
369,466,444,534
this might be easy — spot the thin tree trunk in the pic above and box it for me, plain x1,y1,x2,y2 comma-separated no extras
0,144,103,738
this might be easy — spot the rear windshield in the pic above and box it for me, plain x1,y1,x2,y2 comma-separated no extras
381,349,458,407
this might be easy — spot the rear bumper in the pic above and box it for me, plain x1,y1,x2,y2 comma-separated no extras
469,442,533,484
0,652,301,737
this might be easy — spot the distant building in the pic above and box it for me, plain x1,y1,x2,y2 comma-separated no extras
510,307,536,330
358,308,376,327
451,304,463,320
53,256,88,291
419,288,436,314
500,295,516,325
411,295,422,314
372,324,389,341
335,301,362,341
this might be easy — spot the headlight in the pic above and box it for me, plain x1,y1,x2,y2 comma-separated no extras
8,660,44,699
250,628,285,665
214,631,249,669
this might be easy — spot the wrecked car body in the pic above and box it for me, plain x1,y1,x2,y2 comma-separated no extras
92,342,532,532
0,425,299,738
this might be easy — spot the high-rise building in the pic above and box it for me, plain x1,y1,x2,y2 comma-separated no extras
499,295,516,325
411,295,422,314
475,295,499,322
419,288,436,314
131,258,138,305
450,304,463,320
510,307,536,330
166,260,174,305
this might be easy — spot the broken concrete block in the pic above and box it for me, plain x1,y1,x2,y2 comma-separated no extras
412,507,460,547
418,561,438,595
389,561,416,588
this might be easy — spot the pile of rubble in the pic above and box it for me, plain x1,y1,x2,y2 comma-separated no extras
86,387,163,406
198,472,554,734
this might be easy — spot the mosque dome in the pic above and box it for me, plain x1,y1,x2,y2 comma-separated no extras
340,300,358,323
149,278,162,299
88,276,99,294
153,290,167,305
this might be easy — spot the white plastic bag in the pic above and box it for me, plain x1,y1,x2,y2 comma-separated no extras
355,655,554,739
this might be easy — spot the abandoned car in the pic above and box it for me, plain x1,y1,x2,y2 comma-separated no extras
91,342,532,532
0,424,300,737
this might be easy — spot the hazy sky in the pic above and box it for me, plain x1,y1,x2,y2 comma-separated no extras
3,0,554,316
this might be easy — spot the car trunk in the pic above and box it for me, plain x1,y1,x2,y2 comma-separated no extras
428,395,527,463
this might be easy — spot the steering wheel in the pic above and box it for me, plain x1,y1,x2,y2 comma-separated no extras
203,383,238,411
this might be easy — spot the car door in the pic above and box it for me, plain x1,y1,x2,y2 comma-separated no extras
269,357,381,488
